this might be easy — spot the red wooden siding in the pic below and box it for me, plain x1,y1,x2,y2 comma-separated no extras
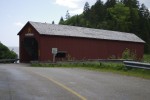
19,24,40,62
39,35,144,61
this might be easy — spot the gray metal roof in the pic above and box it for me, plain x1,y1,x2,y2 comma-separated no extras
29,21,145,43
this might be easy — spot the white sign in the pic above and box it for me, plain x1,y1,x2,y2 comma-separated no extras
52,48,58,54
25,33,34,36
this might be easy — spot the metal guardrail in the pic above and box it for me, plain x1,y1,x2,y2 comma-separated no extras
123,61,150,70
0,59,19,63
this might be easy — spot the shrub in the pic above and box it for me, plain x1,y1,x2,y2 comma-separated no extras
0,42,18,59
122,48,136,60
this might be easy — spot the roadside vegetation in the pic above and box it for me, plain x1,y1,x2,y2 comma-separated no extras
143,54,150,63
31,59,150,79
31,49,150,79
0,42,18,59
31,50,150,79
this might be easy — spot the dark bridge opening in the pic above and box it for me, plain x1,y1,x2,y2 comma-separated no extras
55,51,67,61
23,37,38,61
56,51,67,58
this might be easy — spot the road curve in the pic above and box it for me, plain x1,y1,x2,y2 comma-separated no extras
0,64,150,100
0,64,82,100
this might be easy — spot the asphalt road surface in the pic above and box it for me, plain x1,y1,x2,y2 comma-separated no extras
0,64,150,100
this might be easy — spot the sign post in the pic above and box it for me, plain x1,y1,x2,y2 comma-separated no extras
52,48,58,63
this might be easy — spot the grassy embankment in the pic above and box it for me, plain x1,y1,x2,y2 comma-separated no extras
31,54,150,79
143,54,150,63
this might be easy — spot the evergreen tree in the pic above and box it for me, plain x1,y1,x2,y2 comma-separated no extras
105,0,117,8
129,8,140,33
139,4,150,19
83,2,90,14
65,10,70,20
90,0,105,28
83,2,90,21
121,0,140,33
75,15,80,26
52,21,55,24
139,4,150,53
121,0,139,8
95,0,105,25
59,17,64,24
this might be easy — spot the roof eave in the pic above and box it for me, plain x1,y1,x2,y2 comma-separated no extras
17,21,41,36
39,33,146,43
17,21,30,35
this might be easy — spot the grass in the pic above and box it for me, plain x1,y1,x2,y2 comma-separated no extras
143,54,150,63
31,61,150,79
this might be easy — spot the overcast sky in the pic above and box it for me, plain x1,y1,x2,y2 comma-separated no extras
0,0,149,47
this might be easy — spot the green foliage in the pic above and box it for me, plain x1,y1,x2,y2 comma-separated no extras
139,4,150,53
31,62,150,79
121,0,139,8
65,10,70,20
83,2,90,14
105,0,117,8
32,62,124,70
59,17,64,25
122,48,136,60
143,54,150,63
0,42,18,59
59,0,150,54
107,3,130,32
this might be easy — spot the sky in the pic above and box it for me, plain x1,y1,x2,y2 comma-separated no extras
0,0,150,47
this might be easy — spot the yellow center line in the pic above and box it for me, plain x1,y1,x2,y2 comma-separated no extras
26,68,87,100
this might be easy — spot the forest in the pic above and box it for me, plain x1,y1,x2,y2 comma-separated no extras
59,0,150,54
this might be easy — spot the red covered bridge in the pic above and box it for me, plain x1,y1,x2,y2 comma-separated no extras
18,21,145,63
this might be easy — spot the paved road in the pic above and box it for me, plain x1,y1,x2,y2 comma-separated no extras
0,64,150,100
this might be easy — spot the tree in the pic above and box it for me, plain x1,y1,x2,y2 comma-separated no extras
52,21,55,24
139,4,150,19
94,0,105,26
59,17,64,24
65,10,70,20
139,4,150,53
121,0,139,8
107,3,130,32
83,2,90,13
0,42,17,59
121,0,140,33
129,8,139,33
105,0,117,8
83,2,90,21
75,14,80,26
